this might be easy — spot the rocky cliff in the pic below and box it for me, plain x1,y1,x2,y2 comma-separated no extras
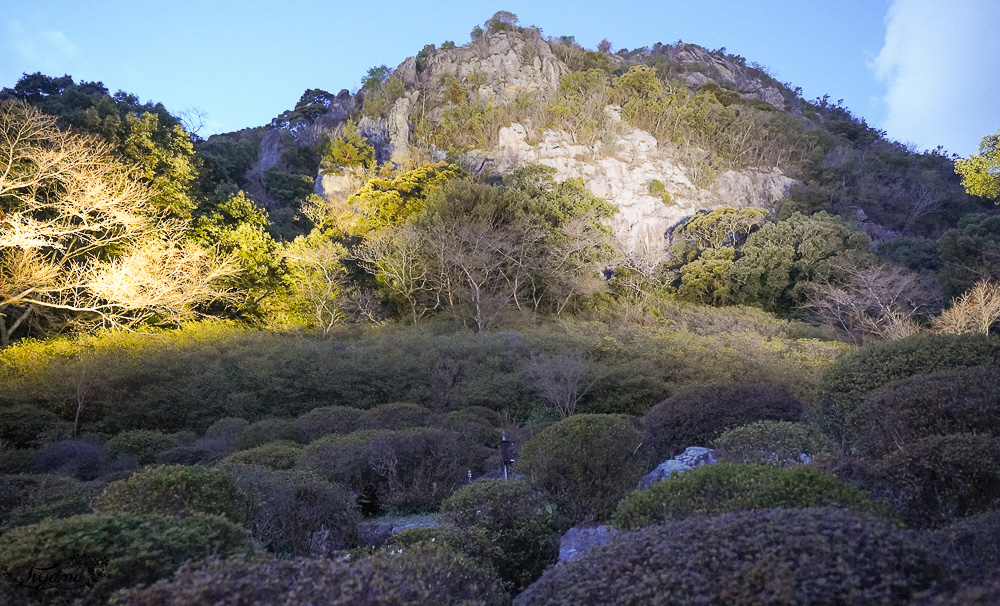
259,27,803,259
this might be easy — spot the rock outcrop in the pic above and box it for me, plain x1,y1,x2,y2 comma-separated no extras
395,30,567,105
638,447,718,489
493,115,796,259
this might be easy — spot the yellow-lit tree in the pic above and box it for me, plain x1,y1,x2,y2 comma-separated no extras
0,101,233,345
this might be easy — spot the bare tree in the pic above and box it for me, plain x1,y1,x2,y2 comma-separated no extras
283,235,350,335
0,100,234,345
524,350,603,418
933,279,1000,335
803,260,938,343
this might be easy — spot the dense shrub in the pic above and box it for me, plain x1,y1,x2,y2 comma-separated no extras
298,428,492,513
156,444,215,465
643,383,805,460
612,462,885,528
92,465,243,522
117,546,506,606
517,508,957,605
0,512,250,606
846,365,1000,456
227,465,359,555
928,507,1000,581
224,440,303,470
357,402,436,431
0,473,98,529
813,333,1000,441
296,405,361,441
196,417,249,453
234,418,306,451
31,439,109,479
440,407,502,445
868,433,1000,527
518,414,646,523
441,479,560,591
712,420,835,465
0,404,62,448
106,429,177,465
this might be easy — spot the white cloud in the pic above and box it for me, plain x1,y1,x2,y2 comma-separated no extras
4,21,77,73
874,0,1000,156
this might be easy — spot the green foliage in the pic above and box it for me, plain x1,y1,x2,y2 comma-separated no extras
270,88,338,131
225,440,303,469
93,465,243,522
296,406,362,441
0,512,249,606
518,414,647,523
441,479,560,591
0,473,98,529
118,546,506,606
361,74,406,119
485,10,520,33
813,332,1000,442
358,402,435,431
191,191,286,318
1,73,200,217
0,403,62,448
643,382,805,460
517,508,957,605
612,462,883,528
333,162,461,237
728,211,874,310
936,213,1000,298
955,129,1000,200
105,430,177,465
227,465,359,555
322,120,376,170
712,420,835,465
235,418,306,451
869,433,1000,527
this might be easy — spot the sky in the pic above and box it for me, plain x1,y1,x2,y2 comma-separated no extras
1,0,997,157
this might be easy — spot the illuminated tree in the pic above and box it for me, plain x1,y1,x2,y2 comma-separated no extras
955,129,1000,201
0,101,233,345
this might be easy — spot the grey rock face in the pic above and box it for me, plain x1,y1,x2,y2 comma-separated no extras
396,29,567,105
638,447,718,489
558,525,618,563
492,118,797,260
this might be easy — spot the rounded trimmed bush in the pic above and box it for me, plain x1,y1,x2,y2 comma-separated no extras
234,418,305,451
298,428,491,513
117,546,506,606
31,439,109,479
106,429,177,465
518,414,647,523
869,433,1000,527
712,421,835,465
813,333,1000,442
612,462,885,528
441,479,559,591
92,464,243,522
847,365,1000,456
0,512,250,606
226,465,359,555
224,440,302,470
517,508,957,605
643,383,804,460
296,405,362,441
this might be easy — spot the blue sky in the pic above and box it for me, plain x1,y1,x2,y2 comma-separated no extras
2,0,997,156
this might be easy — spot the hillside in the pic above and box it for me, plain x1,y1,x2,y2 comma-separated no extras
1,10,1000,605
